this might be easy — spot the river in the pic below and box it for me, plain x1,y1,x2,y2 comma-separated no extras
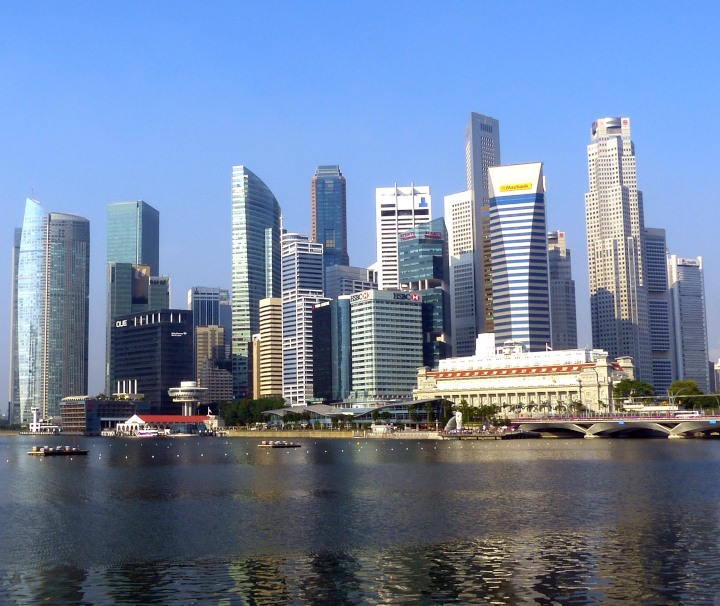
1,434,719,604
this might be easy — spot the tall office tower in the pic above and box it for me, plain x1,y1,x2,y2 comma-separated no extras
312,165,349,270
16,199,90,421
112,309,194,411
313,296,353,403
231,166,282,398
643,228,673,392
466,112,501,335
668,255,710,392
585,117,651,381
375,185,431,290
398,218,451,367
488,163,552,352
256,297,284,398
281,233,330,406
196,325,233,404
188,287,232,365
324,264,378,299
8,228,21,423
106,200,161,394
349,289,423,401
547,231,578,350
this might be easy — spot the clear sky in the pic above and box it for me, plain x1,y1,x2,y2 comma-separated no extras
2,1,720,404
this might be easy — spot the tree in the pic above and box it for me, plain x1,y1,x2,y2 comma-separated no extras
668,380,704,409
614,379,655,402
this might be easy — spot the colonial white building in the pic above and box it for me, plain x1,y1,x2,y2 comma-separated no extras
414,336,633,416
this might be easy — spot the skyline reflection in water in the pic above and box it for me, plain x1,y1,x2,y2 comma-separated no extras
1,435,720,604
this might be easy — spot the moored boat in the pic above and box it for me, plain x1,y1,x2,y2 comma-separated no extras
258,440,301,448
28,445,89,456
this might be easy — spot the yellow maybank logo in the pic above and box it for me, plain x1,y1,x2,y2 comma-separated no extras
499,183,533,192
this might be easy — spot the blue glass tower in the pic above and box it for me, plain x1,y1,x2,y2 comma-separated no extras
312,165,349,270
231,166,282,398
488,163,551,352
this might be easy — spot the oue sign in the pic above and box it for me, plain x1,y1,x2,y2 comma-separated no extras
115,320,128,328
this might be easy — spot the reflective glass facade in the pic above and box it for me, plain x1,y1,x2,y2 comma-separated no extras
107,201,159,273
312,165,348,269
231,166,282,398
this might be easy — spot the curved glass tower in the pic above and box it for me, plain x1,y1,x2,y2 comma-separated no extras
231,166,282,398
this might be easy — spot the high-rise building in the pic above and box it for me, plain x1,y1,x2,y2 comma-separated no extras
488,163,551,352
256,297,283,398
398,217,451,367
112,309,194,411
547,231,578,350
188,287,232,367
465,112,501,336
668,255,710,392
281,233,329,406
312,165,349,269
323,264,378,300
16,199,90,421
349,289,423,401
643,228,673,392
8,228,21,423
585,117,651,381
313,296,352,403
105,200,162,394
231,165,282,398
375,185,431,290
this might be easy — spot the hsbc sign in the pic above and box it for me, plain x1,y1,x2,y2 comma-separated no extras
393,293,421,302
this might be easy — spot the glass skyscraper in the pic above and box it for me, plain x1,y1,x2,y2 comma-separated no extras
16,199,90,421
311,165,349,270
547,231,578,350
231,165,282,398
488,163,551,352
105,200,162,394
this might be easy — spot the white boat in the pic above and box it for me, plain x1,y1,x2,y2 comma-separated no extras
135,428,160,437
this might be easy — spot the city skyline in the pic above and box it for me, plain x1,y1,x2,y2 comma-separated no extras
2,3,720,402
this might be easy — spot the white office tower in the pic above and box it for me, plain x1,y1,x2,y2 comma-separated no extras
444,190,479,356
488,162,552,352
547,231,578,350
668,255,710,392
585,117,651,382
643,228,674,393
466,112,501,336
375,185,431,290
281,233,330,406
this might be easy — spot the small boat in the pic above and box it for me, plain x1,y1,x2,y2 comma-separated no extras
258,440,301,448
28,445,89,456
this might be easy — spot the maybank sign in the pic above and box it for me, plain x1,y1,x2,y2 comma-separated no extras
499,183,533,192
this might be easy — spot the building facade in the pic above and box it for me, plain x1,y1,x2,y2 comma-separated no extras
16,199,90,421
375,184,431,290
231,165,282,398
465,112,501,337
668,255,710,392
488,163,552,352
255,297,284,398
585,117,651,382
547,231,578,350
323,264,378,300
312,296,353,403
112,309,194,412
349,289,423,401
311,165,349,269
8,228,21,423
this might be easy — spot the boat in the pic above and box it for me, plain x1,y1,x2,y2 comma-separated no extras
28,445,89,456
258,440,301,448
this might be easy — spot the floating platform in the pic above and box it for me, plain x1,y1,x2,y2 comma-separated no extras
28,446,89,456
258,441,301,448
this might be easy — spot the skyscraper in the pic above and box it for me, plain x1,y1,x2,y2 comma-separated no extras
375,184,431,290
231,165,282,398
105,201,161,394
281,233,329,406
465,112,501,335
8,228,21,423
668,255,710,392
312,165,349,270
585,117,651,381
488,163,551,352
644,228,673,392
16,199,90,421
547,231,578,350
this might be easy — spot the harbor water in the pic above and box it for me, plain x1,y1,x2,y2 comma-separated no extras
1,434,720,604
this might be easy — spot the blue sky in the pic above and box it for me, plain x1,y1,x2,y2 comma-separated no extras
2,1,720,402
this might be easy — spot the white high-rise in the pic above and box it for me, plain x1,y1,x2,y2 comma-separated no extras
585,117,651,381
375,185,431,290
668,255,710,392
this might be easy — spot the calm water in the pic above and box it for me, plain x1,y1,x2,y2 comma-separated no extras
2,435,720,605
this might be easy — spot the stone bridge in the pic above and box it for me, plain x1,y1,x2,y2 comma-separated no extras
517,416,720,439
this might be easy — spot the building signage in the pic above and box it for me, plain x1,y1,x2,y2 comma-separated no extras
499,183,532,192
399,232,417,241
678,258,699,267
115,320,128,328
350,291,371,302
393,293,421,302
424,231,442,239
171,331,187,337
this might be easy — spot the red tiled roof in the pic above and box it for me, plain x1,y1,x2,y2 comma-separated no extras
136,415,210,423
430,363,595,379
